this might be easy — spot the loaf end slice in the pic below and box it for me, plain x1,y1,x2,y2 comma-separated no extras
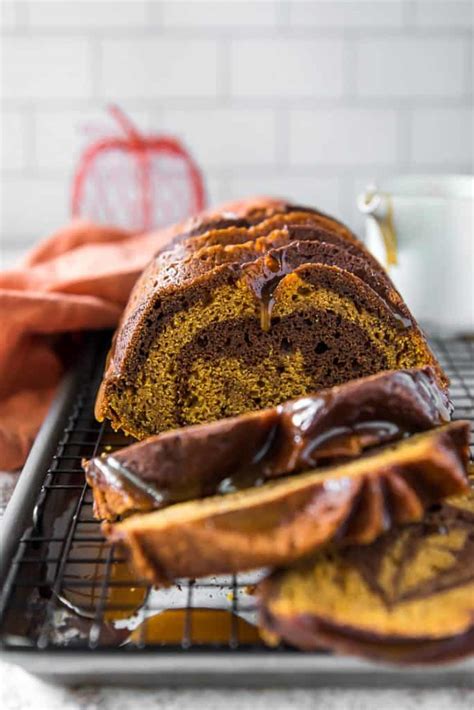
258,474,474,664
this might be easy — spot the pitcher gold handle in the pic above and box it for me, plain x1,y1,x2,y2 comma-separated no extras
357,189,398,267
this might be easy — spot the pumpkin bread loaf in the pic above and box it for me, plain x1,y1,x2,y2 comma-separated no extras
103,421,469,585
95,200,446,439
86,367,451,521
258,478,474,664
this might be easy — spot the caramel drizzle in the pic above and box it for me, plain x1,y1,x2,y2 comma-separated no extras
126,608,260,646
243,251,293,332
242,246,411,334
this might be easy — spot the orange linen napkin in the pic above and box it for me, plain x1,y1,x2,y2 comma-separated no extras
0,197,283,471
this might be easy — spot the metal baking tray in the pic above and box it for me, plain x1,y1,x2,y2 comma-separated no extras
1,332,473,687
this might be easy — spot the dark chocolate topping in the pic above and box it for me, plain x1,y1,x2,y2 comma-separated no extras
170,203,331,244
86,368,451,518
103,422,470,585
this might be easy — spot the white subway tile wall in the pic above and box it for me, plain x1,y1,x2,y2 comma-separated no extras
410,107,474,165
288,1,406,27
2,37,93,100
159,1,280,27
1,0,472,247
289,108,399,165
355,37,469,98
101,38,220,98
230,38,345,98
160,108,279,167
27,1,149,27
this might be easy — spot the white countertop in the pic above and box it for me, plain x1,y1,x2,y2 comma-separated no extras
0,662,473,710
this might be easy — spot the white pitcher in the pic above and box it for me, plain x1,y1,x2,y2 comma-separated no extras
357,175,474,335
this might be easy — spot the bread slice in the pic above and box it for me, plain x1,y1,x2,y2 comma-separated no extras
104,422,470,585
86,367,451,521
258,475,474,664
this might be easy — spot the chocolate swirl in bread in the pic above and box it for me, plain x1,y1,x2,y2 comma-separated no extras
95,200,446,439
258,474,474,664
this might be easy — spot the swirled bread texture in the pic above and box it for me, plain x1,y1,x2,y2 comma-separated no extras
258,470,474,664
95,199,447,439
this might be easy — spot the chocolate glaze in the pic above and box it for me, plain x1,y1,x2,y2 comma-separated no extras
170,203,332,244
104,422,470,584
150,225,402,323
241,241,412,332
86,367,452,519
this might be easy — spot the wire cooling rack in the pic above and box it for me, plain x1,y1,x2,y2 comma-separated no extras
0,333,473,660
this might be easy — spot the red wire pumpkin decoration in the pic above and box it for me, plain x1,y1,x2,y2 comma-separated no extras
71,105,206,232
